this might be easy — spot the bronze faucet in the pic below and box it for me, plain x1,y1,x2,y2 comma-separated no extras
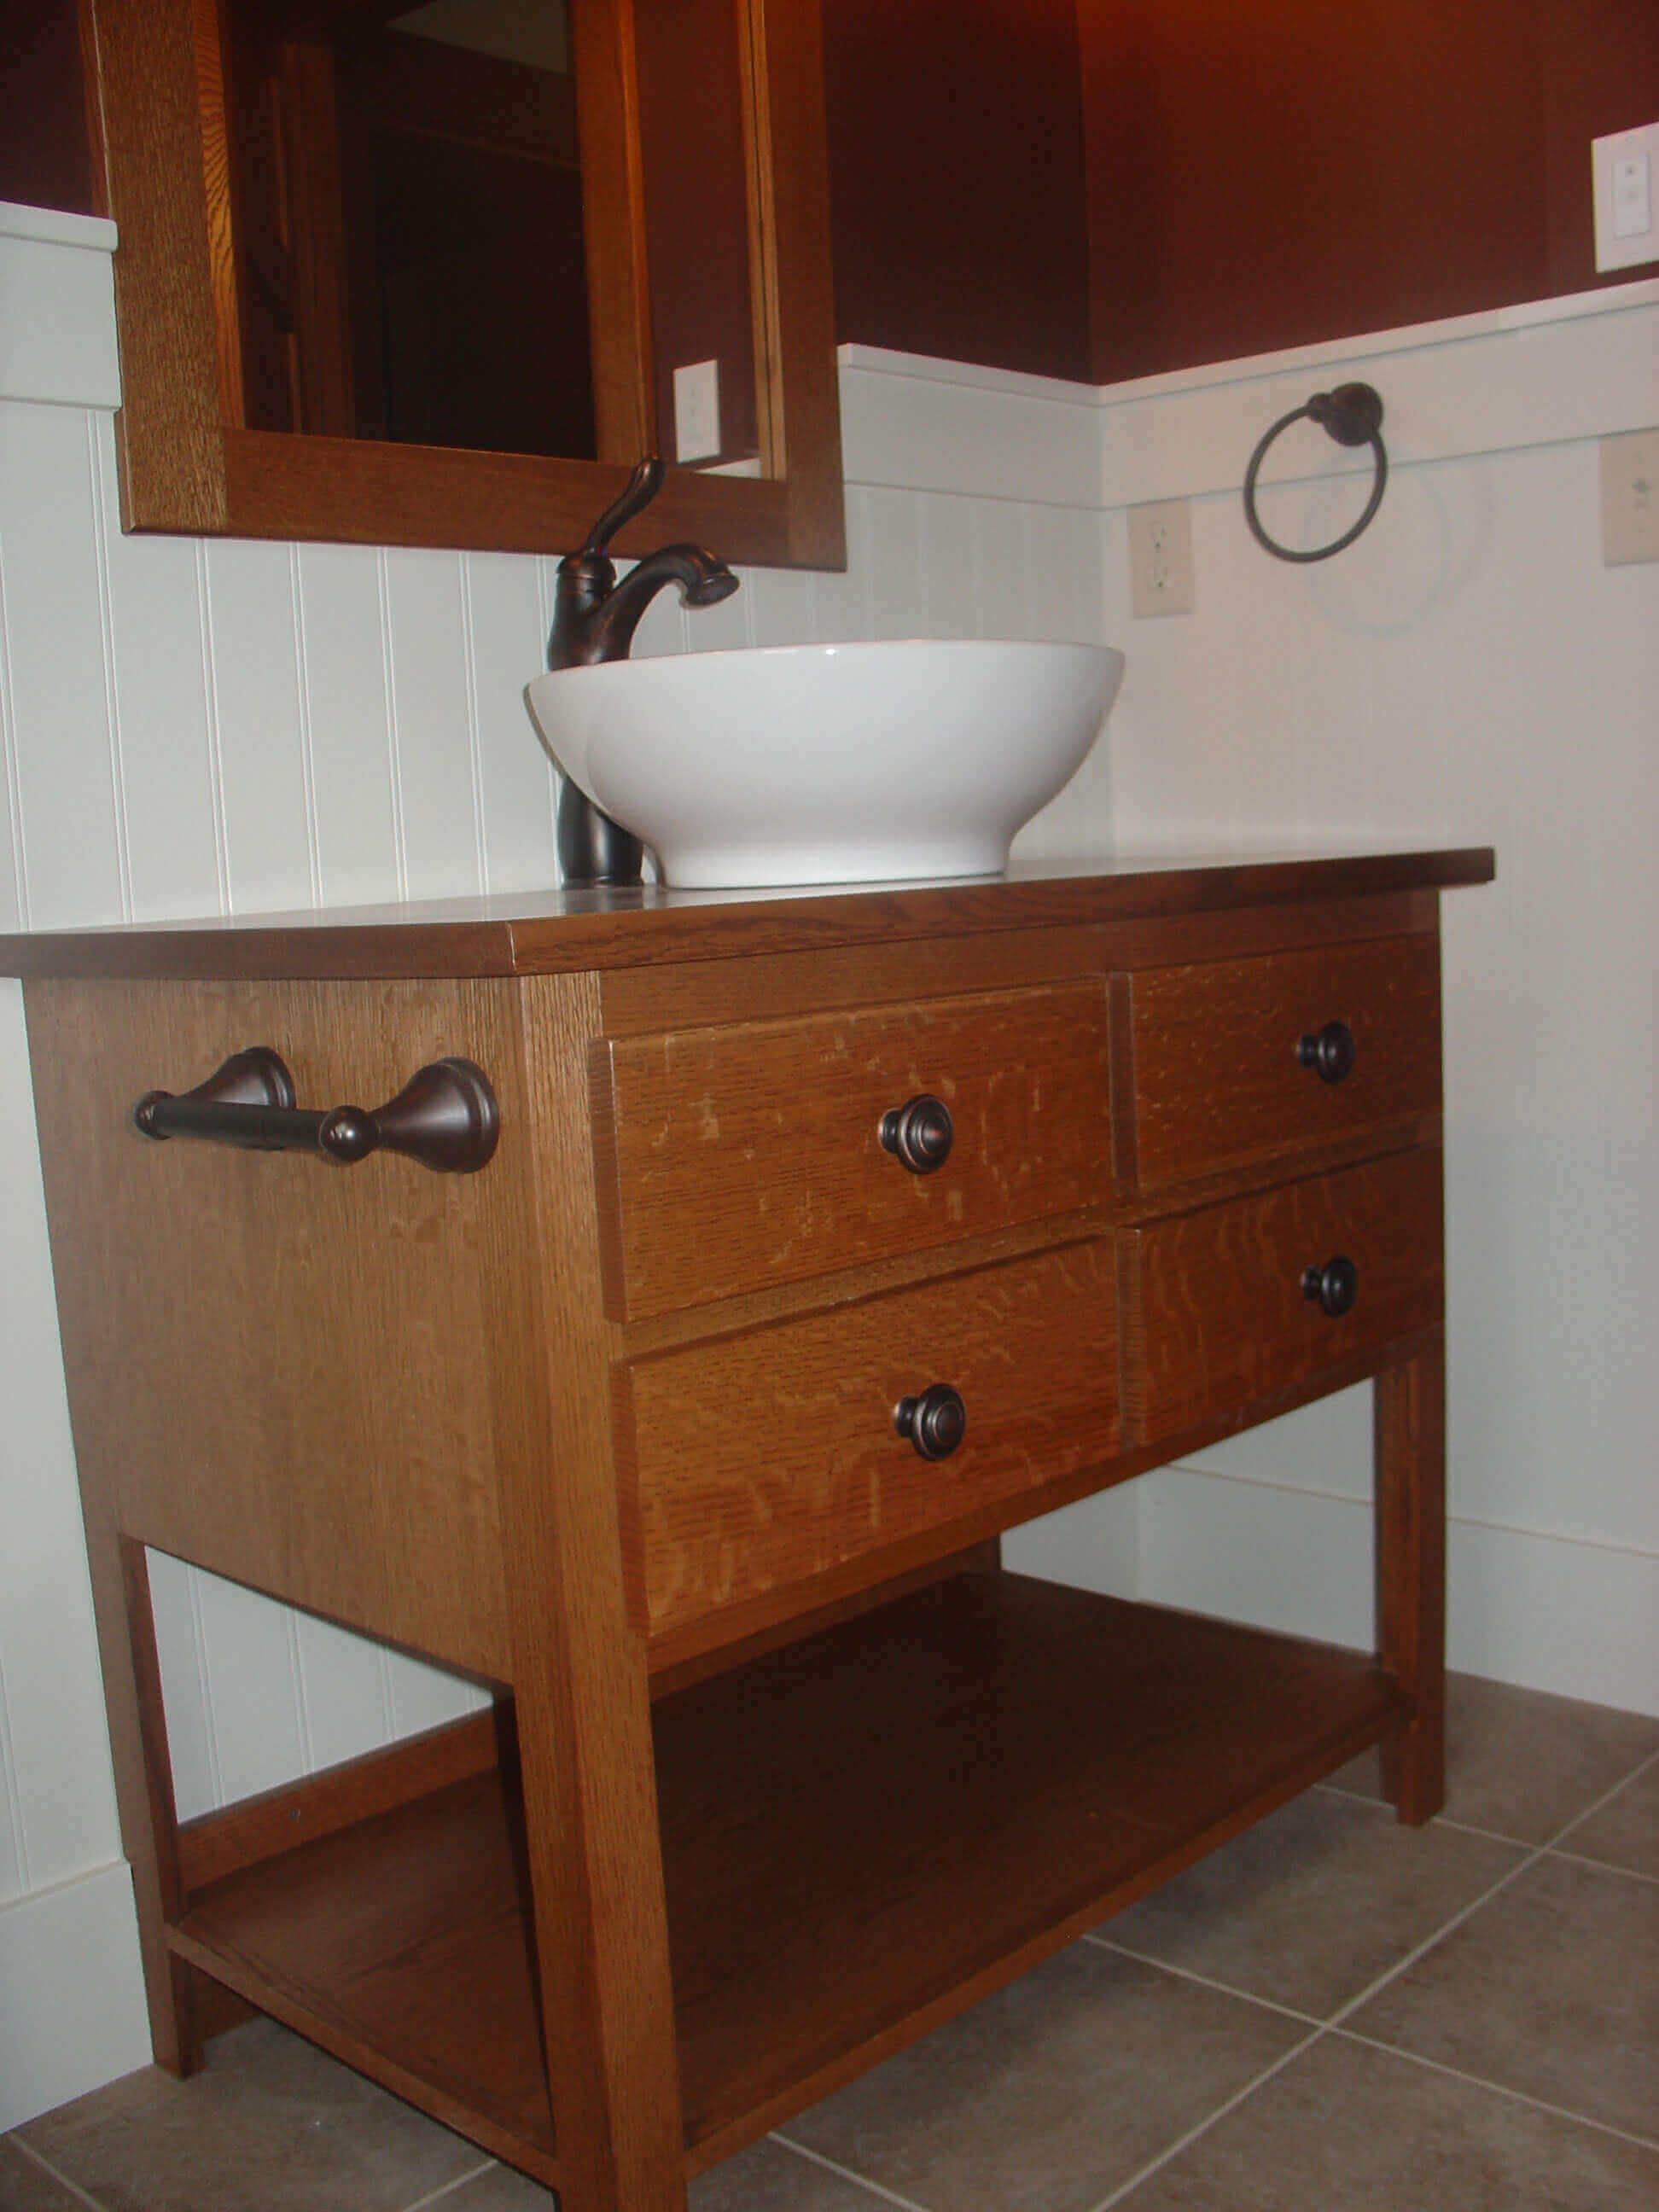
547,457,739,885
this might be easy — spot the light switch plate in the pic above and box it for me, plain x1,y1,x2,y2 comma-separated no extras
1592,122,1659,273
673,359,721,463
1128,499,1195,617
1600,429,1659,566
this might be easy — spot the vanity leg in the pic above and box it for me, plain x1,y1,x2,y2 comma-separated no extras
486,971,689,2212
1374,1336,1447,1825
78,1521,201,2076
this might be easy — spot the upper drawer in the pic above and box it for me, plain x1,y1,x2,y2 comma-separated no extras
591,984,1111,1319
1122,935,1441,1191
617,1240,1120,1643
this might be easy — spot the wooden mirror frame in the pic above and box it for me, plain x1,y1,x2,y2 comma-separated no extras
83,0,845,568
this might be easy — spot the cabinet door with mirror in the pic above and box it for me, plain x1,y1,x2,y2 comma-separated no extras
85,0,843,566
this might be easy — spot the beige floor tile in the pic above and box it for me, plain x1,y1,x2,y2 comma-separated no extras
1324,1671,1659,1842
0,2136,97,2211
316,2131,949,2210
1115,2031,1659,2209
1349,1854,1659,2142
1557,1757,1659,1880
692,2139,904,2211
782,1940,1304,2212
391,2159,547,2209
1097,1788,1521,2017
17,2018,484,2212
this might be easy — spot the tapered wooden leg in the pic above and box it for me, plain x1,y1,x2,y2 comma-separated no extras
1375,1336,1446,1825
78,1523,202,2075
483,972,688,2212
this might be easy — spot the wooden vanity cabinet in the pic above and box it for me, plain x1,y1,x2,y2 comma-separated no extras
2,852,1491,2212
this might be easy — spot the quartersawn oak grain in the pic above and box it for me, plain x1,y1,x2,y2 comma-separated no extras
80,0,845,567
593,981,1111,1318
1125,932,1442,1190
617,1241,1119,1638
1120,1148,1444,1443
9,852,1487,2212
0,851,1494,982
170,1571,1407,2177
24,975,520,1676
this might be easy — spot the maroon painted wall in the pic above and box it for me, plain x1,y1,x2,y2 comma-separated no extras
0,0,95,216
9,3,1654,401
1079,0,1659,384
819,0,1094,382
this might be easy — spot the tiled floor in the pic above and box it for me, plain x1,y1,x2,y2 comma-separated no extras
7,1672,1656,2212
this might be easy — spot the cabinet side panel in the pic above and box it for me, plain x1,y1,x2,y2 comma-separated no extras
24,977,517,1678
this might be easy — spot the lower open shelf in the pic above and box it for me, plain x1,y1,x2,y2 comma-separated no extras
170,1569,1408,2186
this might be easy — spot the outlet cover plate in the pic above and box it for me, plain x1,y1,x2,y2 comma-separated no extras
1592,122,1659,273
1601,429,1659,565
1129,498,1196,617
673,359,721,463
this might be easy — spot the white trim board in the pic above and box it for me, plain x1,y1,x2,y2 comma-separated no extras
1050,1461,1659,1720
0,227,120,410
0,1860,151,2129
841,276,1659,509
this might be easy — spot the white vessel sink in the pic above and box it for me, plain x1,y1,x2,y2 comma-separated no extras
525,638,1124,888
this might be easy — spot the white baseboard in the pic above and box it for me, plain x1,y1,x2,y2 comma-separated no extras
0,1860,151,2130
1013,1461,1659,1721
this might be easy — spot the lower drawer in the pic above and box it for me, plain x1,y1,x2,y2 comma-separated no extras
1121,1149,1442,1443
617,1243,1120,1640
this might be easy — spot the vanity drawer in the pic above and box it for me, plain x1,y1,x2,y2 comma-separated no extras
616,1241,1120,1639
592,983,1111,1319
1123,935,1441,1191
1121,1148,1441,1443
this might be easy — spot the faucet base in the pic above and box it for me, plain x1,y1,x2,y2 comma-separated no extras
557,783,644,888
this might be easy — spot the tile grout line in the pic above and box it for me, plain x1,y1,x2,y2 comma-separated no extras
1545,1842,1659,1887
393,2154,498,2211
1080,1932,1328,2029
1320,1741,1659,2040
769,2128,940,2211
1081,1749,1659,2207
7,2133,112,2211
1083,2019,1331,2211
1328,2024,1659,2153
1553,1744,1658,1842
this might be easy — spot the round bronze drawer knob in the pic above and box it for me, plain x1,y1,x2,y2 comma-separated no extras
1298,1020,1356,1085
1302,1255,1358,1318
880,1094,954,1173
894,1383,967,1460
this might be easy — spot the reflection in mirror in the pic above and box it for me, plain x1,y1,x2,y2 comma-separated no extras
225,0,596,456
219,0,760,470
634,0,758,469
83,0,843,564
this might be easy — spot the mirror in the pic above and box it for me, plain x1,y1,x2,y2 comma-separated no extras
84,0,843,567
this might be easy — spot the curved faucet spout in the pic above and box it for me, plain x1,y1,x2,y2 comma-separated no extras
584,544,739,662
544,462,741,884
547,541,739,672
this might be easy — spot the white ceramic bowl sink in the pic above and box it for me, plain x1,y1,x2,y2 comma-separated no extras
524,639,1124,888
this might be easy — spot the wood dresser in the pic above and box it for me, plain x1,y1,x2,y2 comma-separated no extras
2,851,1492,2211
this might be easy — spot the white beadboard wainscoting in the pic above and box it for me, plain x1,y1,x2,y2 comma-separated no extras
1000,280,1659,1724
0,201,1110,2123
2,197,1655,2118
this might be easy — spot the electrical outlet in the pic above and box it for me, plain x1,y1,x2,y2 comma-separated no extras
1129,499,1195,617
1601,429,1659,566
1592,121,1659,273
673,359,721,463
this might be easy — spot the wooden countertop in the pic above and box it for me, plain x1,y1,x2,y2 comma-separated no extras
0,850,1494,981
